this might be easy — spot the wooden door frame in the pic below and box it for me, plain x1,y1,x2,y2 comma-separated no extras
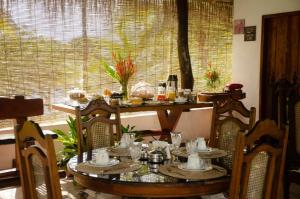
259,10,300,119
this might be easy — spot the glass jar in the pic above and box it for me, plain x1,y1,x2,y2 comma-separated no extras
167,75,178,92
157,81,166,101
166,75,177,101
166,86,176,101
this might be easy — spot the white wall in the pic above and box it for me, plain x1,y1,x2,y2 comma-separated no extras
232,0,300,118
123,108,213,142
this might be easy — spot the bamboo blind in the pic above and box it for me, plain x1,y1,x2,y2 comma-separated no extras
0,0,232,128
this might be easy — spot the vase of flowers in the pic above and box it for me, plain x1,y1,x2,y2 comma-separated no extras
102,52,136,100
204,62,220,92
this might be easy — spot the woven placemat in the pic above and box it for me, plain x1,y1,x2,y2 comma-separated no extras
76,161,141,175
107,147,130,157
172,147,227,159
158,164,227,180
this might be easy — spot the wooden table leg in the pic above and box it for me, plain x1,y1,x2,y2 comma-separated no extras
156,109,183,141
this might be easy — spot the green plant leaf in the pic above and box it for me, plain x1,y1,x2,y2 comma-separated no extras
53,116,80,170
100,59,118,81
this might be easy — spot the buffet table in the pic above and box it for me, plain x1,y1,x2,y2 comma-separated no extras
52,102,213,139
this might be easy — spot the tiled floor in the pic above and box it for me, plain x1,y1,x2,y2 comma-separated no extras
0,186,22,199
0,186,121,199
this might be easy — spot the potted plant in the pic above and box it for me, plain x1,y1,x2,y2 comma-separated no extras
53,116,80,170
204,61,220,92
121,124,143,142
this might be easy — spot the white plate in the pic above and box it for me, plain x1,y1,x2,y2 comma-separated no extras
116,145,128,149
174,100,187,104
145,101,161,105
178,163,212,172
88,159,119,167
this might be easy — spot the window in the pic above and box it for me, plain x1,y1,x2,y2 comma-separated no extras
0,0,232,128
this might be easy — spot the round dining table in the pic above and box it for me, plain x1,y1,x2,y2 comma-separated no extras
67,150,230,198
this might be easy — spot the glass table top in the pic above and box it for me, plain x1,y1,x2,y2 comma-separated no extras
67,149,227,184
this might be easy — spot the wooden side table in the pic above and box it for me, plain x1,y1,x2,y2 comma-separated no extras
197,90,246,106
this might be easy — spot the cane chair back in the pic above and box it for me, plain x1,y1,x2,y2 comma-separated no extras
286,92,300,169
75,99,121,154
270,76,300,198
210,98,256,170
15,121,62,199
229,119,288,199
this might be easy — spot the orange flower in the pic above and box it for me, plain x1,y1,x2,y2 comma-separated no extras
111,52,136,85
204,62,220,88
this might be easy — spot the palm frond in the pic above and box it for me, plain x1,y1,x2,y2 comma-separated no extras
100,59,118,81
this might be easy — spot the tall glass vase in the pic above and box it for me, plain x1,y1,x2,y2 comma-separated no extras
121,83,128,101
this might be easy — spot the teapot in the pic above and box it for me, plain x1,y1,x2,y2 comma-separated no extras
149,148,166,163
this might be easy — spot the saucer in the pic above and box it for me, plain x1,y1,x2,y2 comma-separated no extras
178,163,212,172
88,159,119,167
117,145,128,149
174,98,187,104
196,147,215,152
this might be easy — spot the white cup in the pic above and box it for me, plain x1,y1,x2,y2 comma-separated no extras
196,137,207,151
96,149,109,164
187,153,204,170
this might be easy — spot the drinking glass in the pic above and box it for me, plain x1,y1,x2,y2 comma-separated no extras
129,144,141,162
170,132,182,149
128,133,136,146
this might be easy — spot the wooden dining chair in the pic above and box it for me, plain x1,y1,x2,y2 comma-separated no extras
285,97,300,197
75,99,121,154
229,119,288,199
14,120,94,199
209,98,256,170
0,96,43,188
15,120,64,199
267,76,300,197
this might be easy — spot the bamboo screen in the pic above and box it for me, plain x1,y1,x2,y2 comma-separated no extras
0,0,232,128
